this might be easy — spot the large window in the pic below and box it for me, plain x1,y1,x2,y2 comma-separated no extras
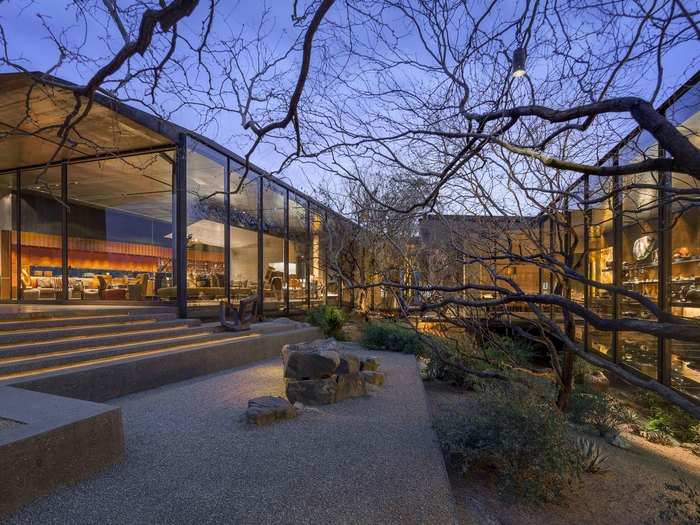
289,193,309,313
668,82,700,399
19,167,63,301
0,172,17,301
229,162,259,306
262,180,286,314
310,208,325,307
185,139,226,304
619,134,659,378
587,173,615,358
67,154,174,301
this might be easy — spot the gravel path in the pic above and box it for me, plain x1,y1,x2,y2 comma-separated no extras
8,348,457,525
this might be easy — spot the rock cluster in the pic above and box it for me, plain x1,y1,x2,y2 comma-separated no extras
282,339,385,405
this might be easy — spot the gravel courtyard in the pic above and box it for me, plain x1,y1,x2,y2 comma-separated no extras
7,348,457,525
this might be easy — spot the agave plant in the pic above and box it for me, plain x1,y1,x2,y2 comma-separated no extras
574,436,609,473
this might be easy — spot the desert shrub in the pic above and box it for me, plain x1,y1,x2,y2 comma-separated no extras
647,479,700,525
568,390,627,436
306,305,347,339
573,436,608,473
637,392,700,443
572,357,600,384
483,335,536,368
435,385,582,502
360,321,425,355
421,335,480,386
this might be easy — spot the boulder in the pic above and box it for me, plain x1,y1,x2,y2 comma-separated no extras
361,357,380,371
583,371,609,392
362,370,385,386
286,376,338,405
246,396,297,426
335,373,367,401
337,353,361,375
284,349,340,380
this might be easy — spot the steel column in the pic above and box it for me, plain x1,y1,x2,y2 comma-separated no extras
175,135,188,318
61,163,69,301
257,177,264,317
224,158,231,304
284,189,290,314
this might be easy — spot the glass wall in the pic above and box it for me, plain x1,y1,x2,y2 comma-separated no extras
289,193,309,313
667,81,700,399
618,133,660,377
67,154,174,301
19,167,63,301
587,173,616,358
0,172,17,301
2,135,345,317
185,138,227,304
310,208,326,307
229,161,259,305
262,180,286,314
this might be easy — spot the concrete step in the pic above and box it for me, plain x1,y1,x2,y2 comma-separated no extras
0,306,175,322
0,317,201,346
0,331,225,375
0,325,321,402
0,332,252,383
0,323,214,359
0,312,177,333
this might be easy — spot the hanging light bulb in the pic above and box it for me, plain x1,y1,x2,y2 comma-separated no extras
512,47,527,78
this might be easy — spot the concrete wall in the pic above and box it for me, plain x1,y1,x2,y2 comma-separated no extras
0,387,123,518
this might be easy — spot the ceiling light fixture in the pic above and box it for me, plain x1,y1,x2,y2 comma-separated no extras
512,47,527,78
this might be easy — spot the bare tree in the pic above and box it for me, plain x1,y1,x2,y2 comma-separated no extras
2,1,700,415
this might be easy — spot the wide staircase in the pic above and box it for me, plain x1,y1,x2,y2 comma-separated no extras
0,308,217,382
0,307,317,400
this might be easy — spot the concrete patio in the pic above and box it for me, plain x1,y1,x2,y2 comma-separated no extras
6,348,457,524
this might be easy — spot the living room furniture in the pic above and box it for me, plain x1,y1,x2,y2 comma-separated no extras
128,274,149,300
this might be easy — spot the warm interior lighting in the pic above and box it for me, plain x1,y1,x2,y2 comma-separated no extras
512,47,527,78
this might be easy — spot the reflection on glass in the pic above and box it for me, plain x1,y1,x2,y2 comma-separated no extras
289,194,308,313
185,139,226,304
588,174,615,357
619,136,659,377
311,210,325,307
262,181,286,314
20,167,63,301
67,154,173,301
668,84,700,398
229,163,259,305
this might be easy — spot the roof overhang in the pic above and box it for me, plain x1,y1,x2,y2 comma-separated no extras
0,73,175,172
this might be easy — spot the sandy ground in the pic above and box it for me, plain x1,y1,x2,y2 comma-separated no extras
425,381,700,525
8,350,457,525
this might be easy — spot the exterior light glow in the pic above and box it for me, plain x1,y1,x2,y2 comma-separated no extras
512,47,527,78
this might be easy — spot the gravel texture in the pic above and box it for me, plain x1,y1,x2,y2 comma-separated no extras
7,346,457,524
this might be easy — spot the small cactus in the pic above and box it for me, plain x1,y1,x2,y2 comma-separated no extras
574,436,609,473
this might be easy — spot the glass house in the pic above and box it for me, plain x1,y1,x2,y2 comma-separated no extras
0,73,350,317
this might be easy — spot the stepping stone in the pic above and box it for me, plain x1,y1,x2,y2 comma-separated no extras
246,396,297,426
